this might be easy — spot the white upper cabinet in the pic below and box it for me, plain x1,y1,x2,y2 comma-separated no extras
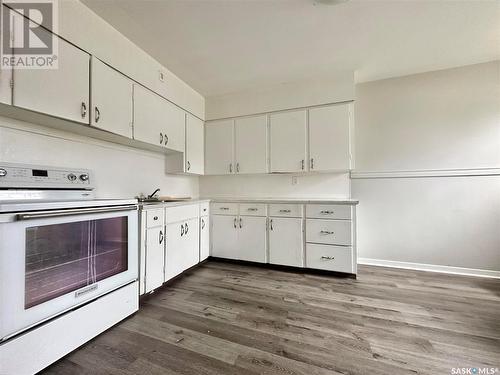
12,30,90,123
91,57,133,138
269,110,307,173
185,114,205,174
205,119,234,175
133,84,185,152
234,115,268,174
309,103,352,171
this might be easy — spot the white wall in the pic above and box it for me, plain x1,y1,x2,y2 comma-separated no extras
57,1,204,119
0,117,199,199
200,173,350,199
353,61,500,272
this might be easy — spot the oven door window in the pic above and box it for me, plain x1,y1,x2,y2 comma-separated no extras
25,216,128,309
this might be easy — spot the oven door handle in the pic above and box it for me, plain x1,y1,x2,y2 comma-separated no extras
16,205,138,221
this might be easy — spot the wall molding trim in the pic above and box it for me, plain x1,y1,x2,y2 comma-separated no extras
358,258,500,279
350,168,500,179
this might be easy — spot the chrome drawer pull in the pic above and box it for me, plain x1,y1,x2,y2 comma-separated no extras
247,208,258,211
320,210,335,214
279,209,291,213
219,207,229,210
320,230,335,235
321,256,335,260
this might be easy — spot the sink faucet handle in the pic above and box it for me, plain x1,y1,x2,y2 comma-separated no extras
148,188,160,199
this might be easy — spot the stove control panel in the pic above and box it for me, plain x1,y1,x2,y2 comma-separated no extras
0,163,94,190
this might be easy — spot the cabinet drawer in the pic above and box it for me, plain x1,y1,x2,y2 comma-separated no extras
268,204,303,218
239,203,267,217
306,219,351,246
166,204,199,224
199,202,210,216
212,202,238,215
306,244,353,273
306,204,351,220
146,208,164,228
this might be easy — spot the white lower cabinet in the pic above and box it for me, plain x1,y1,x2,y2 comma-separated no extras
269,217,303,267
200,215,210,261
165,217,199,281
237,216,267,263
144,226,165,293
211,215,239,259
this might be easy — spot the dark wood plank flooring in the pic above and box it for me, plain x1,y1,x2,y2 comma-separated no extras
42,261,500,375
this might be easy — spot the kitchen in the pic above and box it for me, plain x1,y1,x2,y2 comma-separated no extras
0,1,499,374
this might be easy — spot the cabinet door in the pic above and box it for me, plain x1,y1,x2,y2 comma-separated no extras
200,216,210,261
145,227,165,293
182,218,200,270
269,217,303,267
186,114,204,174
211,215,238,259
205,120,234,175
91,57,133,138
165,221,185,281
237,216,267,263
269,110,307,172
134,84,185,151
309,104,351,171
13,30,90,123
234,115,267,174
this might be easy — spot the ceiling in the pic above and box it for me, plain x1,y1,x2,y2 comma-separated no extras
82,0,500,97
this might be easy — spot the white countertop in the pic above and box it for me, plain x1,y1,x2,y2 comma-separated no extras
203,197,359,205
138,198,211,210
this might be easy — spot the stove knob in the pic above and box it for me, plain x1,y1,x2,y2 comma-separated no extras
0,168,6,177
79,174,89,182
67,173,77,181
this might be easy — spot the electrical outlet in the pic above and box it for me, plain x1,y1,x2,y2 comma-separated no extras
291,176,298,185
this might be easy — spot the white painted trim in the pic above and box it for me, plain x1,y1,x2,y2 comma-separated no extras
358,258,500,279
350,168,500,179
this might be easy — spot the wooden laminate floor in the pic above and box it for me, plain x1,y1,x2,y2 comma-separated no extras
42,261,500,375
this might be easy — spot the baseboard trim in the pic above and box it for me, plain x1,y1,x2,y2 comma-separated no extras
358,258,500,279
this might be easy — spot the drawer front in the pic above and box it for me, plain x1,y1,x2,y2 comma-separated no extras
306,204,352,220
268,204,303,218
306,219,351,246
146,208,164,228
239,203,267,217
306,244,353,273
199,202,210,216
211,202,239,215
166,204,199,224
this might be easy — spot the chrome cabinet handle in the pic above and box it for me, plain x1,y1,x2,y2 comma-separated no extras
239,218,242,228
320,230,335,235
233,217,237,228
164,134,169,145
160,132,164,144
236,163,240,173
270,219,273,231
321,256,335,260
159,230,164,244
320,210,335,214
153,216,158,221
310,158,314,170
94,107,100,123
220,207,229,210
185,222,189,235
301,159,304,170
201,218,205,229
229,163,233,173
247,208,258,212
180,224,184,236
187,161,191,171
279,209,291,213
81,102,87,119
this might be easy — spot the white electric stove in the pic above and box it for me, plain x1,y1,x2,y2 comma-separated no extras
0,162,139,375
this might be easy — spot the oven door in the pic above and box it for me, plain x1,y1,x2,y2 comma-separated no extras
0,205,138,341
